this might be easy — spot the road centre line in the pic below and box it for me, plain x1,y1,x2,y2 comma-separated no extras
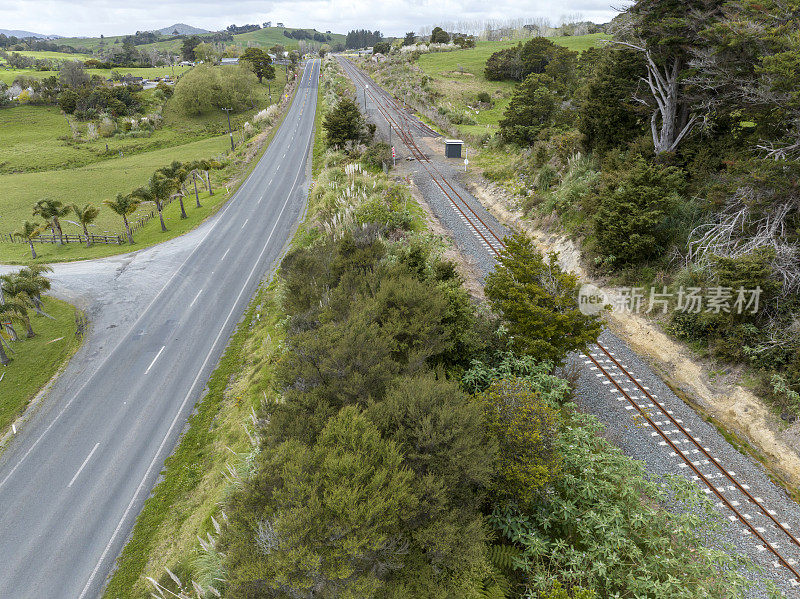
189,289,203,308
144,346,166,375
67,443,100,488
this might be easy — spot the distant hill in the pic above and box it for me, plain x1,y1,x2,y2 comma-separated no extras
157,24,209,35
0,28,61,39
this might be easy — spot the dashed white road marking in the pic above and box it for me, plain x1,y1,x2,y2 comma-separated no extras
68,443,100,488
144,346,165,375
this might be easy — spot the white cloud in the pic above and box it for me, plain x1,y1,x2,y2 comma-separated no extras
1,0,620,38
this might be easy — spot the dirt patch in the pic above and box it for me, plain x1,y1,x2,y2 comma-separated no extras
465,171,800,493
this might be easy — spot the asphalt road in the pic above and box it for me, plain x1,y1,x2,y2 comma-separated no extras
0,59,320,599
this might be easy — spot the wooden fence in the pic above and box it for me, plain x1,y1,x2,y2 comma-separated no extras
0,232,124,245
0,195,182,246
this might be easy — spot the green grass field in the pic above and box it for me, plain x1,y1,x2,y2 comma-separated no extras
2,50,92,60
0,62,290,263
0,134,229,257
416,34,610,137
0,296,81,434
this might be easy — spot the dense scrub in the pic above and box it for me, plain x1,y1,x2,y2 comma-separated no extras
363,4,800,416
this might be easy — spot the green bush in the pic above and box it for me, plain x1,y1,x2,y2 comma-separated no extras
591,157,685,266
172,64,258,116
500,74,561,145
361,141,392,170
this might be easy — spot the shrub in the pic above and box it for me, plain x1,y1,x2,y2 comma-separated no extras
477,91,491,104
592,157,685,266
172,64,258,116
481,377,560,505
361,141,392,170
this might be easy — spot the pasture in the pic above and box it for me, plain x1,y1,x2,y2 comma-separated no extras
417,33,610,136
0,63,290,262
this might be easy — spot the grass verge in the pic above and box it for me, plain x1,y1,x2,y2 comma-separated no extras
0,296,81,433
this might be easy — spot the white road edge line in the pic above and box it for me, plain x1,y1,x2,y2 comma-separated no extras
221,248,230,260
144,346,165,375
77,60,319,599
67,443,99,488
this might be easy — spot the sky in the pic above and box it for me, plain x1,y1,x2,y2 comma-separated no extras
1,0,622,38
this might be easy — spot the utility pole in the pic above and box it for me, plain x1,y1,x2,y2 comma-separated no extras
222,108,234,152
364,84,369,111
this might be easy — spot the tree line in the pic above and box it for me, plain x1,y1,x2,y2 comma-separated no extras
345,29,384,49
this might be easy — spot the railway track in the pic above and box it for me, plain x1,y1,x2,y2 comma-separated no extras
337,56,800,589
338,58,505,256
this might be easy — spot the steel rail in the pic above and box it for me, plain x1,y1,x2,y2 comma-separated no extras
596,341,800,550
586,350,800,581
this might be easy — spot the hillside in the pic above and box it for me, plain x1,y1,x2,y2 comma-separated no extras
157,23,208,35
0,29,60,39
55,26,345,54
232,26,345,49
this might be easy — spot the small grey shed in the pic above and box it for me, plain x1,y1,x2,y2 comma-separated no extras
444,139,463,158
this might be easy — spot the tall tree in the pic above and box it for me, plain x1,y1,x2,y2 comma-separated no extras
0,274,37,338
616,0,725,154
579,46,647,154
158,161,190,219
180,35,201,61
323,97,368,148
71,203,99,247
240,47,274,84
104,193,140,243
499,73,560,145
32,199,69,245
13,221,45,260
15,265,52,316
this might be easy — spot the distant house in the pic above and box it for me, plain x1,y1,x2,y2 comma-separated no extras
326,31,331,34
220,57,239,65
178,60,194,67
277,22,284,28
